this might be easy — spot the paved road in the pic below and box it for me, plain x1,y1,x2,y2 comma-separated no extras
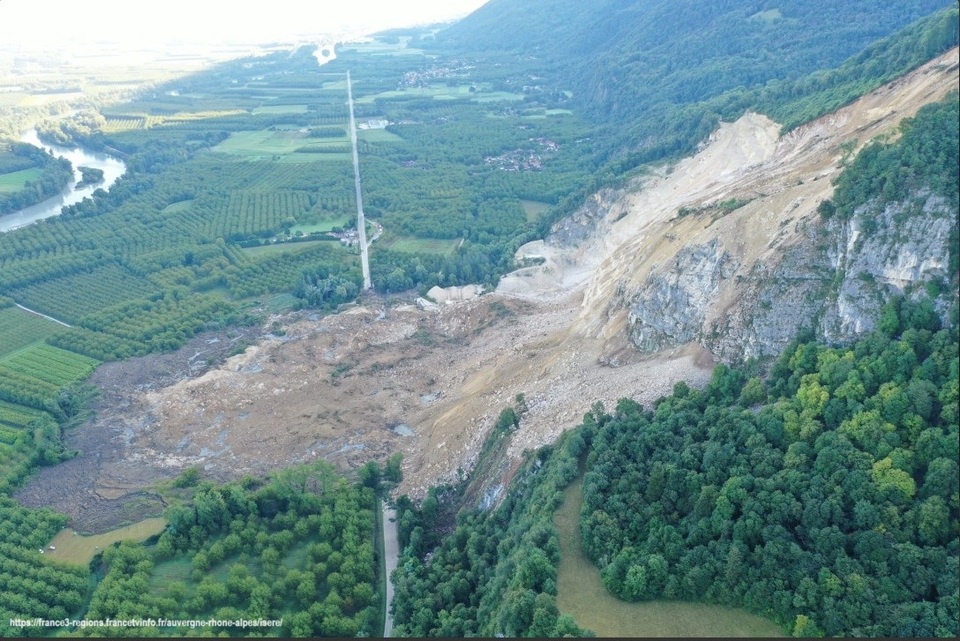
346,70,372,290
382,504,399,637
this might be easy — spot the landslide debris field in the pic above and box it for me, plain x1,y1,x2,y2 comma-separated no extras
16,48,959,533
16,294,710,533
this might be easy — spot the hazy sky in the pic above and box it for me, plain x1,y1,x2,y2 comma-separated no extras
0,0,491,48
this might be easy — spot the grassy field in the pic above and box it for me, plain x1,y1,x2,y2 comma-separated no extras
358,129,402,142
339,39,424,57
20,92,84,106
357,83,524,105
210,129,352,162
520,199,550,222
381,236,459,255
161,199,195,213
45,518,167,565
252,104,309,114
289,218,351,235
149,557,193,595
241,239,335,257
0,167,42,192
554,476,784,637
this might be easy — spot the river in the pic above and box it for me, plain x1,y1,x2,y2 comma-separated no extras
0,130,126,233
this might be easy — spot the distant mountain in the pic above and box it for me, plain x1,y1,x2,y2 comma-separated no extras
431,0,954,119
422,0,958,179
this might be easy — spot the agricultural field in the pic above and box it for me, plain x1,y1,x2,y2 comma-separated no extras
0,168,42,192
11,263,161,324
380,236,460,255
358,128,402,142
0,344,98,388
212,128,356,162
289,217,352,235
44,518,167,565
0,307,66,358
252,103,310,114
240,239,335,258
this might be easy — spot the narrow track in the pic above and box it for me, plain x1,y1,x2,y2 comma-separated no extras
14,303,71,328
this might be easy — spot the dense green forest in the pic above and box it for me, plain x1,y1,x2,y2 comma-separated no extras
3,462,384,638
386,82,960,639
582,306,958,637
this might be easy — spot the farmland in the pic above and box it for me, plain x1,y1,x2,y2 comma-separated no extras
44,517,168,565
0,168,42,192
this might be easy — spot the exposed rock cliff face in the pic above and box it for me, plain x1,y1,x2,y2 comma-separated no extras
621,191,956,362
820,193,956,342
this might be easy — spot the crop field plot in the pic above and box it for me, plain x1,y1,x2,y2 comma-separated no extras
471,91,526,102
44,518,167,565
20,92,84,106
161,198,195,214
212,129,342,160
0,399,46,429
102,116,147,133
381,236,460,255
358,128,402,142
240,239,335,258
252,103,310,114
0,92,27,106
0,343,99,387
0,168,42,192
289,217,352,236
195,189,312,239
11,263,161,324
149,557,193,594
0,307,66,358
339,38,423,56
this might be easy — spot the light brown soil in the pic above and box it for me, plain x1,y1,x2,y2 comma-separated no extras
15,48,958,532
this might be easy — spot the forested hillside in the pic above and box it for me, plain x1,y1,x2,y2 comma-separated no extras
392,305,958,637
582,307,958,637
429,1,958,171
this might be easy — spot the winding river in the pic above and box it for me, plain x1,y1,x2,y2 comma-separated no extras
0,130,126,233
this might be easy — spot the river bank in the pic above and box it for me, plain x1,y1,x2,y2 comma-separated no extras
0,130,126,232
